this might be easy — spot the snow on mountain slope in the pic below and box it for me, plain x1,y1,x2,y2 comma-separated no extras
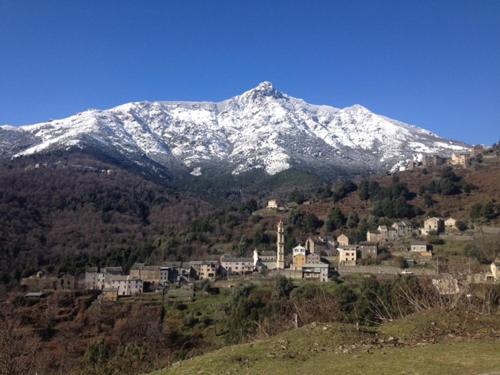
0,82,470,177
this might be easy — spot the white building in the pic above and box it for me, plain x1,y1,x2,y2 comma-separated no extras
292,244,306,256
267,199,279,209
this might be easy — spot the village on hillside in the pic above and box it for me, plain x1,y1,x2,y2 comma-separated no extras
20,209,500,302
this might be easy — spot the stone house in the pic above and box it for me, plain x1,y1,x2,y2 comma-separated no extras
410,241,432,253
422,217,444,235
302,263,329,282
129,263,161,285
366,230,382,243
220,256,254,275
444,217,458,231
305,237,328,254
338,247,357,266
450,152,471,167
359,243,378,260
391,221,412,237
422,154,447,167
104,275,143,297
86,269,106,290
83,266,124,291
377,225,398,241
337,234,349,247
21,272,75,292
306,252,321,264
253,250,277,270
366,225,397,243
199,261,219,280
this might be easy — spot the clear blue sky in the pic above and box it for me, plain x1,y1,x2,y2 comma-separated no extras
1,0,499,144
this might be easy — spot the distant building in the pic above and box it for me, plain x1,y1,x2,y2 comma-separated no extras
104,275,143,297
337,234,349,247
366,225,397,243
302,263,329,282
422,217,444,235
199,261,219,280
490,261,500,281
359,243,378,260
391,221,413,237
253,250,277,270
305,237,328,254
422,154,447,167
338,247,357,266
306,252,321,264
84,267,102,290
220,256,254,275
444,217,458,231
21,272,75,292
292,244,306,256
410,241,432,253
129,263,161,285
377,225,398,241
267,199,279,209
450,152,471,167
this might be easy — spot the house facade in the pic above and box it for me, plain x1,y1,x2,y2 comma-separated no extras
422,217,444,235
129,264,161,285
359,243,378,260
302,263,329,282
411,241,432,253
391,221,412,237
450,152,471,167
199,261,219,280
444,217,458,231
338,247,357,266
104,275,143,297
220,257,254,275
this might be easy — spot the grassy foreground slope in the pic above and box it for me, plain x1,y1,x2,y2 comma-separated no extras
151,317,500,375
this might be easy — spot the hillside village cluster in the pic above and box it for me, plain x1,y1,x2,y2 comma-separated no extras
402,150,480,171
21,204,500,301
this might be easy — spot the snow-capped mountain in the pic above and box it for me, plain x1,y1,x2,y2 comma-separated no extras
0,82,469,177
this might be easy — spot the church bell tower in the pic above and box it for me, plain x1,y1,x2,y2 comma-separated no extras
276,219,285,269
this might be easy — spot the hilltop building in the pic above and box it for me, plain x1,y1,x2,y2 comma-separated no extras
267,199,279,209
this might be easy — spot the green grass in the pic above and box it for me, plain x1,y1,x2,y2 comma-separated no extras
432,239,471,257
150,312,500,375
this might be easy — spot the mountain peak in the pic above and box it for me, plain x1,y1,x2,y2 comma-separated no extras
242,81,283,99
255,81,274,92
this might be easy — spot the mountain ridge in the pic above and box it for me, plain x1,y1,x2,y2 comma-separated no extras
0,82,470,178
